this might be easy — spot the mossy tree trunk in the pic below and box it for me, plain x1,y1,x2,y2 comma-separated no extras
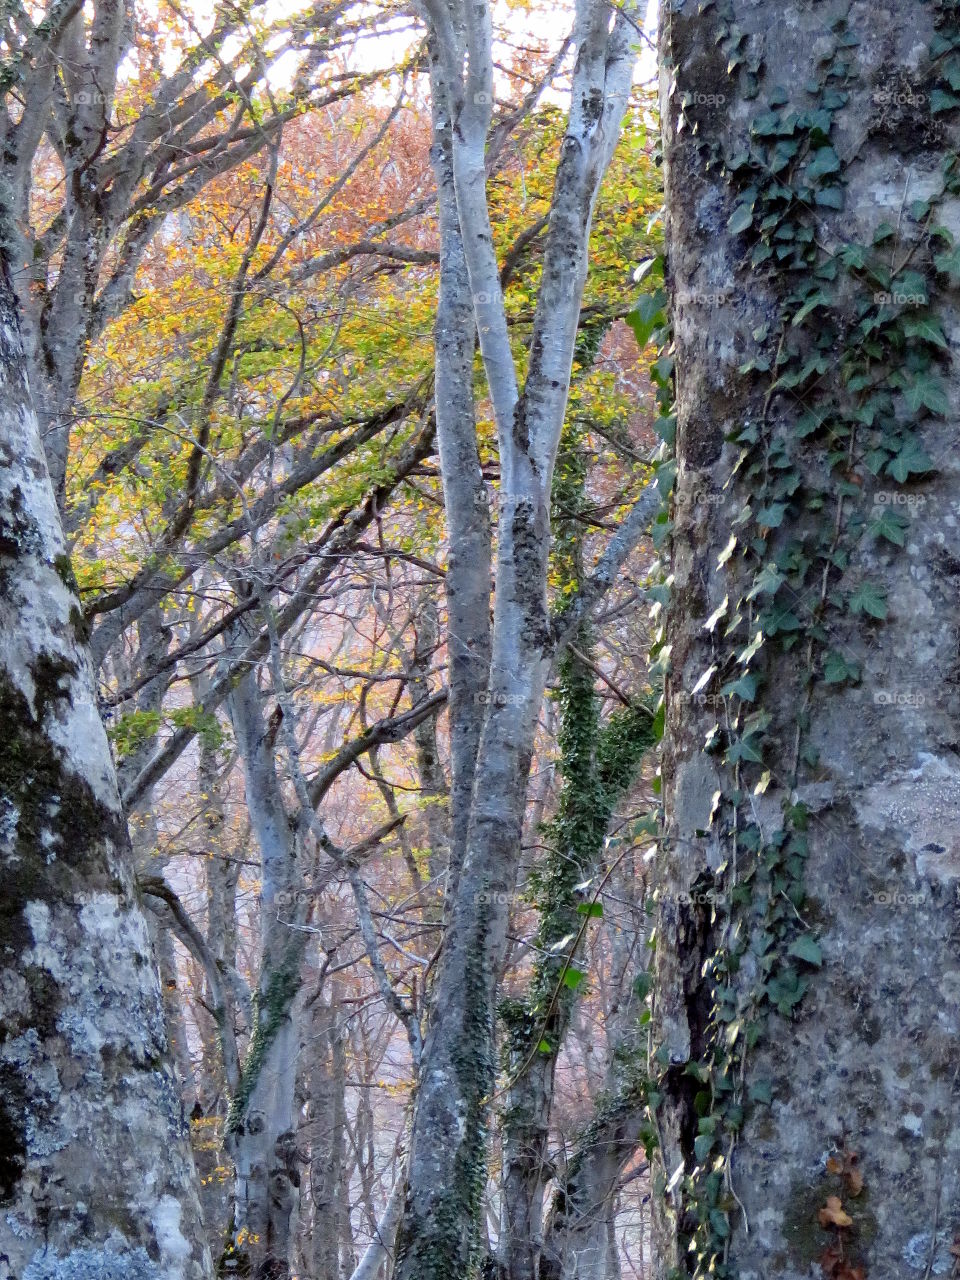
0,265,211,1274
653,1,960,1277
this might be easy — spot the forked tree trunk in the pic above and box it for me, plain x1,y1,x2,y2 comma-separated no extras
0,269,211,1273
654,1,960,1276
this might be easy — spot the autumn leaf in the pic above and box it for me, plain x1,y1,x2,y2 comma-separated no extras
818,1196,853,1228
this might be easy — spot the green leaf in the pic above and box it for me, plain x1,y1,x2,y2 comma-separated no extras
577,901,604,918
905,374,949,416
728,202,755,234
848,582,888,619
633,256,664,284
888,440,934,481
822,651,858,683
868,508,908,546
791,291,828,325
720,672,759,701
633,970,654,1001
626,290,668,348
537,1039,553,1054
934,243,960,279
562,967,586,991
787,934,823,966
931,88,960,114
756,502,787,527
693,1133,716,1162
805,146,840,181
902,314,949,350
748,1079,773,1104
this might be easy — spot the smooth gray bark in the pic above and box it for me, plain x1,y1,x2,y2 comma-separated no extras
393,5,644,1276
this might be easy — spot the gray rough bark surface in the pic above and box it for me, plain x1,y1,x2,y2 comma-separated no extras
0,271,211,1277
654,1,960,1276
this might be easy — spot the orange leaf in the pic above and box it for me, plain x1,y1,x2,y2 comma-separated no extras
819,1196,853,1228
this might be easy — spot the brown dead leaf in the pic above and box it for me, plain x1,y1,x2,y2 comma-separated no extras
819,1196,854,1229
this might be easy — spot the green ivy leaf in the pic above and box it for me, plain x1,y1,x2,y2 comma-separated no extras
728,202,755,234
903,314,949,350
805,146,840,181
868,508,908,546
847,582,888,619
787,934,823,967
930,88,960,114
888,440,934,481
823,651,859,683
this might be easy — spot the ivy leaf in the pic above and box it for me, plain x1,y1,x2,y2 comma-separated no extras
728,202,755,234
823,651,859,684
577,901,603,918
537,1039,553,1054
738,630,764,664
694,1133,716,1162
930,88,960,114
626,290,668,348
703,595,729,633
902,314,949,349
847,582,888,619
633,256,664,284
905,374,949,416
788,934,823,967
748,1079,774,1104
721,671,759,701
562,967,586,991
888,440,934,481
805,146,840,181
756,502,787,528
934,243,960,279
868,508,908,546
747,563,784,599
815,186,844,209
633,970,654,1000
791,290,828,325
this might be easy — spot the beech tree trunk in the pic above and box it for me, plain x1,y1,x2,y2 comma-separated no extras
0,271,211,1274
654,1,960,1277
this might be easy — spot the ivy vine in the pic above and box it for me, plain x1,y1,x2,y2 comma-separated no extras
641,0,960,1275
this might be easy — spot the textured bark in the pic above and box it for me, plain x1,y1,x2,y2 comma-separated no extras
0,269,211,1275
654,1,960,1276
392,5,642,1276
224,673,304,1280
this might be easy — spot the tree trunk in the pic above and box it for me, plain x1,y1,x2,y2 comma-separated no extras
224,673,304,1280
0,269,211,1274
653,1,960,1276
